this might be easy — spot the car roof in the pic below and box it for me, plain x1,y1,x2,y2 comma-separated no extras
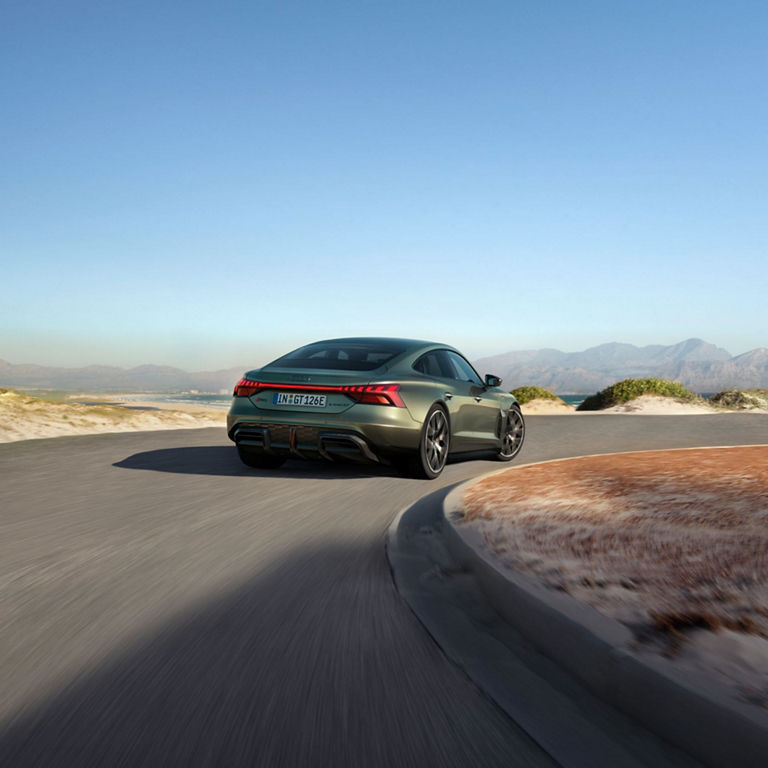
249,337,466,377
307,337,449,351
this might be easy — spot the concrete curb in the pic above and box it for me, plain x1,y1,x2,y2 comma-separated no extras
442,467,768,768
386,488,677,768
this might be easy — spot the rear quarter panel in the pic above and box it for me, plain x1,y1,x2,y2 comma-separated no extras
398,378,452,422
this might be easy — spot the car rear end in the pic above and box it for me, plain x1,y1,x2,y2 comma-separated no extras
227,340,423,465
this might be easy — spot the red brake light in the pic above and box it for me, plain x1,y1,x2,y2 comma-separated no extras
340,384,405,407
233,378,261,397
232,379,405,407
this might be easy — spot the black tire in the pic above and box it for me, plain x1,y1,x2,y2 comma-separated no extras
497,404,525,461
237,446,286,470
401,404,450,479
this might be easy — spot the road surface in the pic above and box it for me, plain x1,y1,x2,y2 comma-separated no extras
1,415,766,766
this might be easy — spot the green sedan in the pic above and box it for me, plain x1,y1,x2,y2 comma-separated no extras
227,337,524,479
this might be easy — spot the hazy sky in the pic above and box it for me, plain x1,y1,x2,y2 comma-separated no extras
2,1,766,370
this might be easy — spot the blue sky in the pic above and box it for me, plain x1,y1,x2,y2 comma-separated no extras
2,1,766,369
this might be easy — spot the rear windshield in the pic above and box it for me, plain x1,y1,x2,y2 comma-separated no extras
267,341,405,371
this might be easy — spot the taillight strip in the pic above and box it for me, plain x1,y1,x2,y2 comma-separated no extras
233,379,405,406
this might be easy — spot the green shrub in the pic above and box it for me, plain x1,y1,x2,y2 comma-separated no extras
577,378,697,411
510,385,562,405
709,389,768,410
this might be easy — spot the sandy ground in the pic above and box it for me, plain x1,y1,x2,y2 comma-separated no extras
519,398,575,415
600,395,721,414
596,394,768,414
522,395,768,416
0,390,225,443
461,446,768,707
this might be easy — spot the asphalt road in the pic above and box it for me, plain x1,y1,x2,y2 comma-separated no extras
1,415,766,766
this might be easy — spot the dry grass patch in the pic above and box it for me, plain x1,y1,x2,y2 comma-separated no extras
462,447,768,647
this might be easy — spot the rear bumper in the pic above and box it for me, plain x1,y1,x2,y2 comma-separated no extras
227,399,422,463
231,422,382,463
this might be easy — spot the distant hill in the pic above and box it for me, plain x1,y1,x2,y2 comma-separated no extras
0,360,245,393
473,339,768,392
2,338,766,393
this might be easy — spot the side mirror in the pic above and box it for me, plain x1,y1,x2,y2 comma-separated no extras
484,374,502,388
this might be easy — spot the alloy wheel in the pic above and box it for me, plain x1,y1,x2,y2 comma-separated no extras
500,407,524,458
424,409,449,473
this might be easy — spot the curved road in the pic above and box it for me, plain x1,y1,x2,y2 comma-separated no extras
1,415,766,766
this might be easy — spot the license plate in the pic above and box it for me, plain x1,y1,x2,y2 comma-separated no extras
273,392,327,408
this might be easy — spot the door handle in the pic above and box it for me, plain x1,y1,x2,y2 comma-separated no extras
445,392,453,399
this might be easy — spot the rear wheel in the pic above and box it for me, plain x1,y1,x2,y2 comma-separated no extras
497,404,525,461
401,404,450,479
237,447,286,470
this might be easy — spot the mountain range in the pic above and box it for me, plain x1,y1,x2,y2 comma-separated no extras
0,360,244,394
1,338,767,394
473,338,768,393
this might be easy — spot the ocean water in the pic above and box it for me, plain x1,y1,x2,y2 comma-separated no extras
558,394,589,408
117,393,233,410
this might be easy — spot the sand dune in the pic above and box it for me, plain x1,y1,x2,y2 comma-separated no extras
520,394,768,415
599,395,719,414
0,389,225,443
519,398,575,415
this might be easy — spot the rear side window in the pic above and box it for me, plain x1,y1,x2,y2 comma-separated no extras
413,351,455,379
414,350,483,385
268,341,405,371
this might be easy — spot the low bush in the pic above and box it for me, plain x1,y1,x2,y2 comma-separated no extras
577,378,697,411
510,385,562,405
709,389,768,410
